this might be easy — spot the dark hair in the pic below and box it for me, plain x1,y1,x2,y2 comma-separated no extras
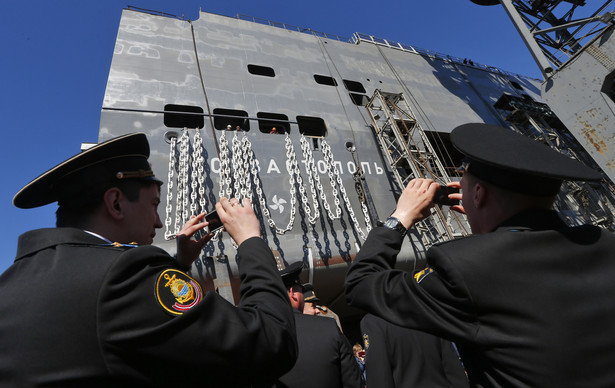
56,180,159,228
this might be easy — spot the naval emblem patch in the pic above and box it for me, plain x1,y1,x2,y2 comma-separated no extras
155,269,203,315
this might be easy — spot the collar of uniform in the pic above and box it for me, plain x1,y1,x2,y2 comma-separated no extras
15,228,110,262
494,209,567,233
84,230,112,243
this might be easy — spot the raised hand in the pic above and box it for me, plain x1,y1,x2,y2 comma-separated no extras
390,178,438,229
217,197,261,246
175,212,213,268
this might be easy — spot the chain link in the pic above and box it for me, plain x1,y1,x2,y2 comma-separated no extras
361,203,372,233
321,140,367,240
300,136,321,222
251,133,300,233
319,139,342,219
174,130,190,234
240,136,253,200
231,133,243,200
190,129,201,216
218,132,232,199
164,136,177,240
194,129,207,213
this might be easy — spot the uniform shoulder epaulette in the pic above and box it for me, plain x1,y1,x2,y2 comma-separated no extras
101,242,140,248
414,266,434,283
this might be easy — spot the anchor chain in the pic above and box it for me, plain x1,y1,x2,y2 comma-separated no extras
322,140,368,239
164,135,178,240
175,130,191,234
164,130,370,241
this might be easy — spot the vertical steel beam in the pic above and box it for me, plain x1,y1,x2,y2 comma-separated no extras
498,0,555,77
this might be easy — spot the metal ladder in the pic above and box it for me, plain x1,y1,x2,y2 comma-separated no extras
365,90,470,248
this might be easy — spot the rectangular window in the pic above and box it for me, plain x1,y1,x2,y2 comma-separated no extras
342,79,366,93
314,74,338,86
257,112,289,134
349,93,368,106
509,80,523,90
213,108,250,131
164,104,204,129
248,64,275,77
297,116,327,137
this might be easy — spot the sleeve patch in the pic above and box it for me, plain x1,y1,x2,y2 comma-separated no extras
155,269,203,316
414,267,434,283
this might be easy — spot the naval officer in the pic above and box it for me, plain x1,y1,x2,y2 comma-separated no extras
266,262,364,388
302,283,321,315
0,133,297,387
360,313,468,387
345,123,615,387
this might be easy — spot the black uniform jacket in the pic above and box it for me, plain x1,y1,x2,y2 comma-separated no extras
0,228,297,387
346,210,615,387
361,314,468,388
271,310,364,388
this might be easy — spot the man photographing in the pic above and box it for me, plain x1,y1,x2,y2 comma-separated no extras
345,123,615,387
0,133,297,387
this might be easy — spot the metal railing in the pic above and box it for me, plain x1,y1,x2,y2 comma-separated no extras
352,32,540,81
236,14,352,42
235,14,540,81
125,6,540,81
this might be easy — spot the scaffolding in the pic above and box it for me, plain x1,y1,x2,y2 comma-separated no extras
494,93,615,229
365,90,470,248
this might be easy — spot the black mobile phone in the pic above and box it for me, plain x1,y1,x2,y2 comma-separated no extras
204,210,224,233
433,186,460,206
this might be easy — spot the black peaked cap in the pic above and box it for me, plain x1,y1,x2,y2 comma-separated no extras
279,262,304,288
303,283,320,303
451,123,601,196
14,133,162,209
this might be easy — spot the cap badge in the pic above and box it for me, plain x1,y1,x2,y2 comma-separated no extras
156,269,203,315
116,168,155,180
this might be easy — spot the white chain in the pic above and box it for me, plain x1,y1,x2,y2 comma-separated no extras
194,129,207,213
231,132,241,198
291,135,319,224
169,129,369,241
181,130,191,224
318,138,343,219
249,133,302,233
322,140,367,240
174,130,190,234
361,203,372,233
300,136,346,222
190,129,201,216
240,136,253,200
164,136,177,240
300,136,322,222
218,132,232,199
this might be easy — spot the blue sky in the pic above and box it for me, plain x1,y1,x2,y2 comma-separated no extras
0,0,540,272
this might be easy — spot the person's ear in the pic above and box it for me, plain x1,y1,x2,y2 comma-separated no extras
103,187,124,220
474,182,488,208
290,289,299,303
287,288,295,301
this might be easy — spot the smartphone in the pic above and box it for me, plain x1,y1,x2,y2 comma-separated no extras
204,210,224,233
433,186,460,206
